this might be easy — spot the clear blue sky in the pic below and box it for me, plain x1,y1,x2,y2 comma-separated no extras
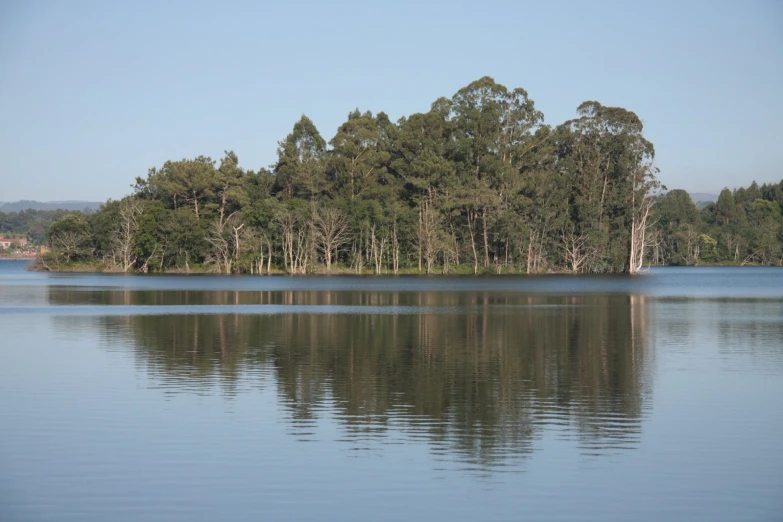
0,0,781,202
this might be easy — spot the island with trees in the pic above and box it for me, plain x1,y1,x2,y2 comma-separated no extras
31,77,783,274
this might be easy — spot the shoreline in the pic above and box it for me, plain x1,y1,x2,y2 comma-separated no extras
20,259,776,275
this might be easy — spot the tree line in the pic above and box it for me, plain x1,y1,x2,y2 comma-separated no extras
39,76,779,274
0,209,77,246
654,182,783,266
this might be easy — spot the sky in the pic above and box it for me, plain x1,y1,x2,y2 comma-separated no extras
0,0,781,202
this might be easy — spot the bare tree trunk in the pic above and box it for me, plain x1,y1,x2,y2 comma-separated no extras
114,198,142,272
275,214,296,273
392,220,399,274
562,230,591,273
482,206,490,267
355,228,364,274
369,226,386,275
628,192,652,274
599,173,608,225
449,219,460,265
526,230,536,274
725,234,741,263
292,225,311,274
370,225,376,274
467,209,479,275
232,223,244,273
418,207,422,273
255,247,264,275
313,206,349,273
141,246,158,273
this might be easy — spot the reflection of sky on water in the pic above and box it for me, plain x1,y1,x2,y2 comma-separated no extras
1,263,782,522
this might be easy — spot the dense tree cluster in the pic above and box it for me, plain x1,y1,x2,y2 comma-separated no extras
0,209,75,245
42,76,726,274
653,181,783,266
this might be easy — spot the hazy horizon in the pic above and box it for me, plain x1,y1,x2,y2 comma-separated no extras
1,0,781,201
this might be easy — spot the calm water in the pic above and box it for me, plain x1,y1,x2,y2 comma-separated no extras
1,260,782,521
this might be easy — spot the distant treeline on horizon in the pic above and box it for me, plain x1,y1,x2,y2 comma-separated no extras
6,76,781,273
0,200,102,213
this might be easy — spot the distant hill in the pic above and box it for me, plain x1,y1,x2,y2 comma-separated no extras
689,193,718,209
0,200,103,213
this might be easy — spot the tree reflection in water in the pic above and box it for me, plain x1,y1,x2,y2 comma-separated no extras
50,288,653,469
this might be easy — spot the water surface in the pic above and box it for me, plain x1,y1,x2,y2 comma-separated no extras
1,260,781,521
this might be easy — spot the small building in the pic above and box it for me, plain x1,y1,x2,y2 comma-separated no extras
0,237,28,249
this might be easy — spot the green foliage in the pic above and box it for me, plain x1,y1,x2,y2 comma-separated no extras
652,181,783,266
43,77,782,273
47,213,93,263
274,116,327,200
0,208,77,245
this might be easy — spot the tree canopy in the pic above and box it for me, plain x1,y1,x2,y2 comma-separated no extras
40,77,783,273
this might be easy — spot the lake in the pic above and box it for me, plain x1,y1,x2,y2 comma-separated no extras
1,260,782,521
